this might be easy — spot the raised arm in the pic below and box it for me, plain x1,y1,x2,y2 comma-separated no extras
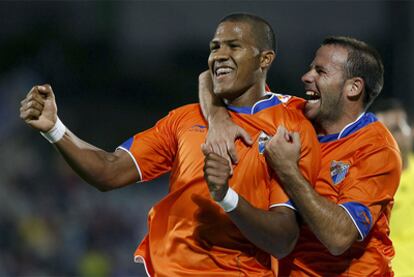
198,71,252,164
202,146,299,258
264,126,358,255
19,85,140,191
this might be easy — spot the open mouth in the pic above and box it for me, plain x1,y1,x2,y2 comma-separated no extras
214,64,235,79
305,90,321,104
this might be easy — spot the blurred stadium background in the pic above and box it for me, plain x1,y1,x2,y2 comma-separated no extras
0,1,413,276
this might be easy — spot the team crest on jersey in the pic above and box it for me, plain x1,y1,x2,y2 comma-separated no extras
258,131,271,154
275,94,292,103
330,160,350,185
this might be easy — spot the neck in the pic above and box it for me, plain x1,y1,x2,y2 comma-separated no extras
318,104,365,135
225,81,267,107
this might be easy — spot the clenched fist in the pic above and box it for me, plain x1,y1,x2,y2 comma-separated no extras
20,84,57,132
202,144,232,202
264,125,301,176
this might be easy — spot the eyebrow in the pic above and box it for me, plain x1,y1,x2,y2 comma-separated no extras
309,63,327,72
210,39,240,46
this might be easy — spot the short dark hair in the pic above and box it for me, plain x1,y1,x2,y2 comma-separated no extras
322,36,384,109
219,13,276,52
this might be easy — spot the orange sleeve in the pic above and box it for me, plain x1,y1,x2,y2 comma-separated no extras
297,118,321,186
269,178,292,209
117,110,179,182
338,146,401,240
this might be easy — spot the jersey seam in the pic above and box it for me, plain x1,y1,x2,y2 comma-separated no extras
269,203,296,211
116,146,144,183
134,255,151,277
339,204,364,241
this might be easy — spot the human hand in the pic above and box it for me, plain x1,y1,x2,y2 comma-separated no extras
205,118,253,165
202,145,232,201
198,70,253,165
20,84,58,132
264,125,301,176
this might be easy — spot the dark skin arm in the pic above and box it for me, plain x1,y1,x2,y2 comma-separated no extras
264,126,359,256
19,85,140,191
198,71,253,164
202,146,299,258
229,199,299,259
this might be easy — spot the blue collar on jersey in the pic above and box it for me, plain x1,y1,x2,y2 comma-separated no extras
227,93,281,114
318,112,378,143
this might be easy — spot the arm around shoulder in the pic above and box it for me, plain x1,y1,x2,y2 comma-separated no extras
198,71,252,164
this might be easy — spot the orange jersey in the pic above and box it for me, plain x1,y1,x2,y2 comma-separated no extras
117,94,320,277
279,112,402,277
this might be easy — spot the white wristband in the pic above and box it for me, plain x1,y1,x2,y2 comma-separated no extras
217,187,239,212
40,118,66,143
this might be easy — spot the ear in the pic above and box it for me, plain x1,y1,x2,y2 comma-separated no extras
260,50,275,71
345,77,364,98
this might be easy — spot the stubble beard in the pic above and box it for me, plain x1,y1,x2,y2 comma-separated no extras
315,90,344,132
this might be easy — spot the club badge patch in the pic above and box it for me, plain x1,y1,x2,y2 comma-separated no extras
275,93,292,103
258,131,271,154
330,160,350,185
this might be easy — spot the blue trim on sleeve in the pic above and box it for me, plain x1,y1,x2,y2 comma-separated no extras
269,199,296,211
286,200,297,210
227,94,281,114
340,202,373,240
120,137,134,151
318,113,378,143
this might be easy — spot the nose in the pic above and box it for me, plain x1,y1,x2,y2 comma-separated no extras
214,54,229,63
301,69,314,84
208,46,230,70
212,45,231,62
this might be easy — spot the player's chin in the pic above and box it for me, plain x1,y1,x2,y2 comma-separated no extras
213,85,236,99
304,102,319,121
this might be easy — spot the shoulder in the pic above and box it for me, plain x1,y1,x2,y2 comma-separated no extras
273,93,306,110
166,103,203,120
271,93,311,128
270,93,306,117
357,121,400,152
350,122,401,167
152,104,204,133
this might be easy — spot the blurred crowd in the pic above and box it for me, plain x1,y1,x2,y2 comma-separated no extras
0,134,167,276
0,67,167,276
